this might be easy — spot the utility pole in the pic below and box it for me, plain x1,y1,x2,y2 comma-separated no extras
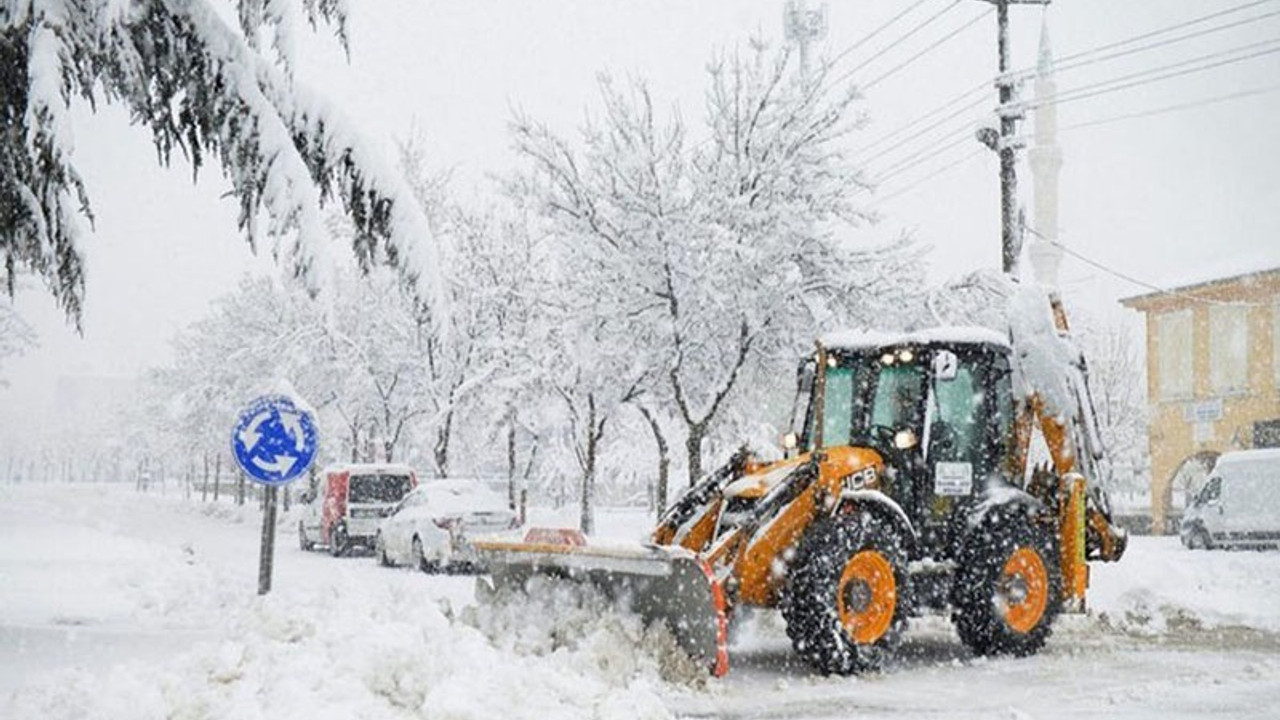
785,0,828,77
975,0,1049,275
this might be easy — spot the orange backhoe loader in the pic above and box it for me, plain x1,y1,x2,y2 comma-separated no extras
475,285,1128,676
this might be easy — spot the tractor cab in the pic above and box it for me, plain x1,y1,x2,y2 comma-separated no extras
788,328,1017,556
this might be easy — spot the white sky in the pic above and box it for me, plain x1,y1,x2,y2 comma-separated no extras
3,0,1279,429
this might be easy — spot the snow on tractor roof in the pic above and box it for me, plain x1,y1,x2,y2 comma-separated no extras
821,326,1010,352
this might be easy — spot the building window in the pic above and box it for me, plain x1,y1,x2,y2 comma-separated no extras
1209,304,1248,394
1157,309,1193,400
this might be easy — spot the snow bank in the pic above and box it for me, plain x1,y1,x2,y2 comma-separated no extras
1089,536,1280,635
2,484,689,720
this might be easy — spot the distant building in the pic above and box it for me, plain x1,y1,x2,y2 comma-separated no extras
1120,267,1280,532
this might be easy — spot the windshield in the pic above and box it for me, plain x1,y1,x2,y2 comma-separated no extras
803,353,924,450
348,474,413,504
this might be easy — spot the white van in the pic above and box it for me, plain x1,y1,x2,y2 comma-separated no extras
1181,448,1280,550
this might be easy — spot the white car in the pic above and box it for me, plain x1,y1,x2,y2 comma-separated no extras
1181,448,1280,550
374,479,520,572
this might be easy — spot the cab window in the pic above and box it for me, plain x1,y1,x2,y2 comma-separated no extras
821,366,854,448
870,364,925,431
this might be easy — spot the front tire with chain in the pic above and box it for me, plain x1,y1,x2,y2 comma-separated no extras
951,513,1062,657
781,509,911,675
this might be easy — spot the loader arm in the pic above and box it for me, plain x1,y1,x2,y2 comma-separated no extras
1011,288,1128,592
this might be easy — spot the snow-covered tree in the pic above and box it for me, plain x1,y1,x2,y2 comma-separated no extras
1,0,441,327
511,42,924,501
1073,311,1149,492
0,295,36,385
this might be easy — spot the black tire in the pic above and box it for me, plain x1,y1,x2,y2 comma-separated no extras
1187,529,1212,550
780,510,911,675
376,532,395,567
298,521,314,551
329,525,348,558
412,536,432,573
952,515,1062,657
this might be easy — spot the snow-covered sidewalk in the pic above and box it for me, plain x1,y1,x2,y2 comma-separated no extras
3,482,1279,719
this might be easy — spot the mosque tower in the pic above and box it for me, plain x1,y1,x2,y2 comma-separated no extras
1029,12,1064,285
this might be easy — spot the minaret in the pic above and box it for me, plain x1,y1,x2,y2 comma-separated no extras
1029,11,1064,286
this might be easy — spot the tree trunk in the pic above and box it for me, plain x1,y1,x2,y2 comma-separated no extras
638,406,671,516
201,453,209,502
685,423,706,487
434,410,453,478
507,418,517,510
214,453,222,501
580,396,598,536
237,470,246,506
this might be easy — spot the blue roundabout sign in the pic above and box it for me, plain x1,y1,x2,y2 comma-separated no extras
231,394,319,486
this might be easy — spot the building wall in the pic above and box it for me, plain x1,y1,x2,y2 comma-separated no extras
1125,271,1280,533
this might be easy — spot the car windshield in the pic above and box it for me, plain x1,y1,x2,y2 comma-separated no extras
348,474,412,504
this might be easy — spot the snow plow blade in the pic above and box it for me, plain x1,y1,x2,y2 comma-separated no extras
473,529,729,677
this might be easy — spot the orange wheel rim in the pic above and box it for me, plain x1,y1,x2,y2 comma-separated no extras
836,550,897,645
1000,547,1049,634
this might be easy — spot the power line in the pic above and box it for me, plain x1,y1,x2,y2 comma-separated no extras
856,80,989,156
1052,0,1280,68
1061,82,1280,132
860,91,990,165
871,147,985,206
872,125,974,183
872,79,1280,208
1041,7,1280,79
1030,40,1280,112
828,0,935,69
830,0,964,88
1025,226,1272,307
862,7,993,91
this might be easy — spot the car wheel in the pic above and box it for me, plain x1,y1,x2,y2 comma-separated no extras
329,525,348,558
376,532,395,567
1187,529,1212,550
413,535,433,573
298,521,314,551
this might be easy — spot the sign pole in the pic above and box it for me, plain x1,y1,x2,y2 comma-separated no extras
258,485,279,595
232,393,319,598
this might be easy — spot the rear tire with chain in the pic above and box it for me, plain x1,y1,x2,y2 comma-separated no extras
781,509,910,675
952,514,1062,657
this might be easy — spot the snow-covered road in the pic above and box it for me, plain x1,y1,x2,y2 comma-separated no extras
3,482,1279,719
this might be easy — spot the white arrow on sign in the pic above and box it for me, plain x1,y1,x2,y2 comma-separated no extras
238,411,271,452
280,410,306,452
252,454,298,476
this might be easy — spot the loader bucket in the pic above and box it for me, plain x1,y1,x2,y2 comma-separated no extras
474,530,730,677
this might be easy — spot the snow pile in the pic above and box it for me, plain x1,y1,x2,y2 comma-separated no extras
2,485,689,719
1089,536,1280,635
8,576,681,720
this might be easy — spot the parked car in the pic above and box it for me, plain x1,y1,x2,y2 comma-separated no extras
1181,448,1280,550
374,479,520,572
299,463,419,556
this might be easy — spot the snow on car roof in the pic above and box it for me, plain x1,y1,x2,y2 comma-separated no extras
1215,448,1280,466
413,478,510,514
820,326,1010,351
321,463,417,475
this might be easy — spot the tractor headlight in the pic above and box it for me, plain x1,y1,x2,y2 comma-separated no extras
842,466,879,492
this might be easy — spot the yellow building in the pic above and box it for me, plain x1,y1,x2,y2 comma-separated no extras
1121,267,1280,532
